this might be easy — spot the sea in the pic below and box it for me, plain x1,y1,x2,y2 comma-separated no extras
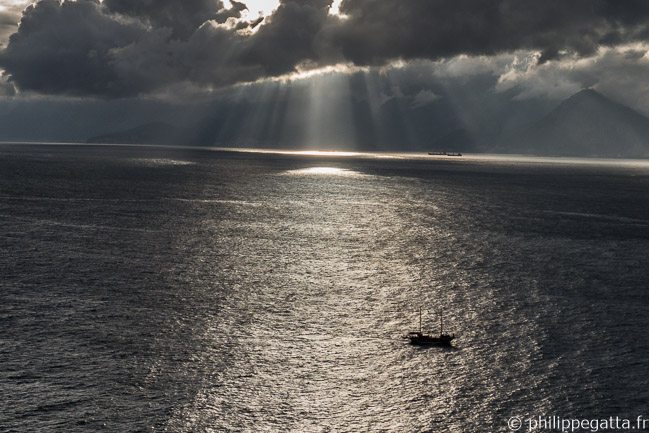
1,144,649,433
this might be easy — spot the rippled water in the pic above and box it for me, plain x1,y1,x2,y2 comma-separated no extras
2,144,649,432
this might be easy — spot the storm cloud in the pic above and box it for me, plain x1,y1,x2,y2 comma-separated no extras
2,0,649,97
102,0,248,39
0,0,146,96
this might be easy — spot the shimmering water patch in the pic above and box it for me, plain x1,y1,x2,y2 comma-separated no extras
126,158,195,166
283,166,368,177
2,145,649,433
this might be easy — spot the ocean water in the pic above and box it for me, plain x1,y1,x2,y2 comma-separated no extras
1,144,649,432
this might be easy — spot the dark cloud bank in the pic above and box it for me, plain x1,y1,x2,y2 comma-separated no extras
2,0,649,97
3,1,649,156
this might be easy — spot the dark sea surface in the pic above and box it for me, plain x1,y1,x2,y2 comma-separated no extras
2,144,649,432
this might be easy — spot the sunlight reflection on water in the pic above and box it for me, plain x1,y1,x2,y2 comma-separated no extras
283,166,367,177
126,157,195,166
3,145,649,432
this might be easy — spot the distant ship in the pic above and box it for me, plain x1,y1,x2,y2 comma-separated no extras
403,307,455,346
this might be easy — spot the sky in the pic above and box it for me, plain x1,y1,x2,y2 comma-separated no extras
2,0,649,148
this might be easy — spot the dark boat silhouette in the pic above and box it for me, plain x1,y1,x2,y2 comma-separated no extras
404,307,455,346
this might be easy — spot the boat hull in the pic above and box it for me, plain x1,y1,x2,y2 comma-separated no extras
404,332,455,346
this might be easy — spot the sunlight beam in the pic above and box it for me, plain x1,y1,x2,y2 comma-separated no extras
305,73,356,150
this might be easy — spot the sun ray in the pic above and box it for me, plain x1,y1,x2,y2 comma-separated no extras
383,70,418,150
357,70,390,150
305,73,356,150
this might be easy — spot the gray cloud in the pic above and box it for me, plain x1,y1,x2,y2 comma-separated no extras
2,0,649,97
493,47,649,114
102,0,247,39
0,0,145,96
0,8,20,48
243,0,336,76
333,0,649,65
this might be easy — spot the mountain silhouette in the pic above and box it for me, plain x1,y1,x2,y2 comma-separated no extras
499,89,649,157
87,121,188,145
88,88,649,157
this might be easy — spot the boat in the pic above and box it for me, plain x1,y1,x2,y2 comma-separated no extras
446,152,462,157
403,307,455,346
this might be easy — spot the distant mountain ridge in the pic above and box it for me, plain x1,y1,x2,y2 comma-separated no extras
87,118,226,147
87,122,188,145
87,88,649,157
498,89,649,157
